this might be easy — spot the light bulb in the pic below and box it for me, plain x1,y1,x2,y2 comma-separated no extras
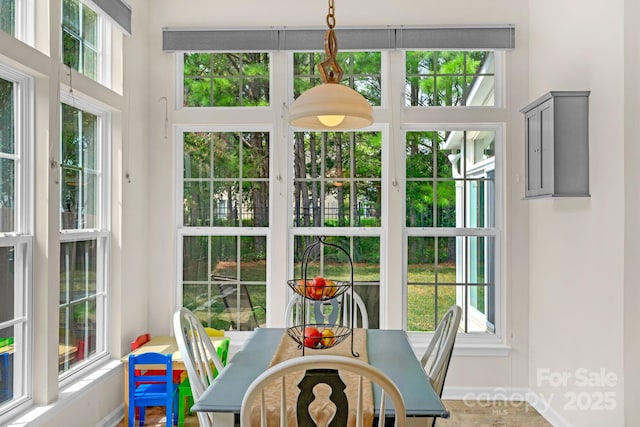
317,115,345,127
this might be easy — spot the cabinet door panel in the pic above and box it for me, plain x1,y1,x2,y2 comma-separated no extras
525,110,540,195
539,100,554,194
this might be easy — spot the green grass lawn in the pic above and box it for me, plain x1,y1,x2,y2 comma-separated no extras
183,261,459,332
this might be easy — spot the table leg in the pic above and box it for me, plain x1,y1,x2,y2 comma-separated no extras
123,363,129,426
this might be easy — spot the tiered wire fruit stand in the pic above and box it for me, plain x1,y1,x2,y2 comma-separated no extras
286,236,359,357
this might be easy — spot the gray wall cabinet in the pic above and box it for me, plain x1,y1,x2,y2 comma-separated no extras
520,91,590,199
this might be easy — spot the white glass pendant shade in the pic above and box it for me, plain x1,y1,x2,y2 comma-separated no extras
289,83,373,131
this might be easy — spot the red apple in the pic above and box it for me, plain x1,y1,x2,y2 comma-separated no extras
312,276,326,287
303,327,322,348
308,276,326,300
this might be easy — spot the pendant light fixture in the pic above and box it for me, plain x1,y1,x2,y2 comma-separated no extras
288,0,373,131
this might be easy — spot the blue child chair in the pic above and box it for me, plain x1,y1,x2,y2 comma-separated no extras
128,352,178,426
0,352,12,403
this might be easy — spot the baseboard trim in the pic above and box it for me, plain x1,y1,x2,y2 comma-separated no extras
441,386,572,427
525,390,572,427
96,404,123,427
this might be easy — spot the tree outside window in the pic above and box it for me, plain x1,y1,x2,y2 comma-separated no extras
406,51,494,107
177,48,502,337
62,0,100,81
58,101,107,376
181,130,269,331
0,0,15,36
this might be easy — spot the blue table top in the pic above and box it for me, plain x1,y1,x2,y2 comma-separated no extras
191,328,449,419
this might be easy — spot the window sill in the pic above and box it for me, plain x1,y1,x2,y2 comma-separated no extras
407,332,511,358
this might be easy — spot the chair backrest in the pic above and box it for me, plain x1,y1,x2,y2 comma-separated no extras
131,333,151,351
240,354,405,427
420,304,462,397
173,307,226,427
128,352,173,389
128,352,175,424
285,290,369,328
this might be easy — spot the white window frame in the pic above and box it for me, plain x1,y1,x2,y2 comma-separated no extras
173,48,509,354
2,0,34,45
176,52,273,111
61,0,112,88
0,63,34,418
175,125,271,330
287,123,388,328
58,90,111,383
458,157,496,332
403,51,505,109
402,124,506,354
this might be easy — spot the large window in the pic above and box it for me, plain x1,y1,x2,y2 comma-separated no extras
406,51,496,107
404,49,500,334
405,129,497,333
176,46,504,343
58,99,109,378
62,0,109,85
292,129,382,327
183,53,270,107
0,66,32,415
180,130,269,331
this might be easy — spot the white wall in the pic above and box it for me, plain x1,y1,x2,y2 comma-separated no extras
114,0,152,359
527,0,627,425
623,0,640,425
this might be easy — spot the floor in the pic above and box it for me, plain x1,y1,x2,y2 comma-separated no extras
437,400,552,426
116,400,552,426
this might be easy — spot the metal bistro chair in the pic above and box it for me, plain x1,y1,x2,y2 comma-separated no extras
173,308,226,427
240,354,406,427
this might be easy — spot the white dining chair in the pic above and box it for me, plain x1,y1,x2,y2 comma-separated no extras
284,290,369,328
172,307,226,427
419,304,461,426
240,354,406,427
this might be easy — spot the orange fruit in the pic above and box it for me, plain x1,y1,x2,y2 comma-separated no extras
324,279,337,298
296,279,310,295
321,328,336,348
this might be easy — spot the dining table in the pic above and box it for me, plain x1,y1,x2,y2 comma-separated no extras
191,327,450,426
121,335,229,427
